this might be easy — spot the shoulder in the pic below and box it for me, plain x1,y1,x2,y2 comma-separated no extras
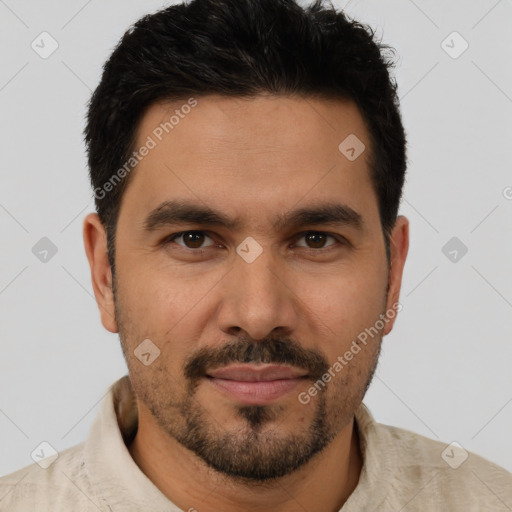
379,422,512,509
0,442,107,511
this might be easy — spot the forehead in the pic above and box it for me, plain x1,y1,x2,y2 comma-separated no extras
119,94,378,232
136,94,369,158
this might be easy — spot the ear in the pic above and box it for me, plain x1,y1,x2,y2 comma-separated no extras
383,215,409,335
83,213,118,333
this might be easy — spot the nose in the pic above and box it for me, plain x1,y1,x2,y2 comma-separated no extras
215,245,299,341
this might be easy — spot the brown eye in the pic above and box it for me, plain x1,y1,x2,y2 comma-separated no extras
168,231,214,249
296,231,337,249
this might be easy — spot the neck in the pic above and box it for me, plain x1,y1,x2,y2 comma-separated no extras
128,405,362,512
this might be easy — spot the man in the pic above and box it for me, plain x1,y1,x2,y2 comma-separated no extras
1,0,510,510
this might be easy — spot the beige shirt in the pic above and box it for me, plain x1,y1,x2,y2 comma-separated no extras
1,375,511,511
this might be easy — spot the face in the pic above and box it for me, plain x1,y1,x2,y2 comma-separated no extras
85,94,408,482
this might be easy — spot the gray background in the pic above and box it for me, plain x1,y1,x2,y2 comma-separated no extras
1,0,511,477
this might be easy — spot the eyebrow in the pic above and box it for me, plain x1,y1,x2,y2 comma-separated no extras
142,199,364,233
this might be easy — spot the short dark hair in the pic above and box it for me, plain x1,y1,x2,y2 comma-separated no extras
84,0,407,272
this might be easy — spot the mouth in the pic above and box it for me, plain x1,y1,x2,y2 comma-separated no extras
205,364,309,405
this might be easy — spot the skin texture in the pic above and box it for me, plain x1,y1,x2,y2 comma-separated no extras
83,94,409,512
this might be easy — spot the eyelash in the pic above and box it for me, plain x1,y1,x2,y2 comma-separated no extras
162,230,346,253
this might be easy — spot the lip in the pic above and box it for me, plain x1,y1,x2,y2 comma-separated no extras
207,364,308,381
206,364,308,405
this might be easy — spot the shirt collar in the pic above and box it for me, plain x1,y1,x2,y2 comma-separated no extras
84,375,179,511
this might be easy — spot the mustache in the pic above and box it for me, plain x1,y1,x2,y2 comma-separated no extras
184,337,329,383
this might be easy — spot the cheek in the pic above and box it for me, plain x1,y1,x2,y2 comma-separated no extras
117,268,217,363
118,254,204,322
301,267,387,354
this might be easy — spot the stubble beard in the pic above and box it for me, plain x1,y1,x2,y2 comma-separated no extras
113,273,384,483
